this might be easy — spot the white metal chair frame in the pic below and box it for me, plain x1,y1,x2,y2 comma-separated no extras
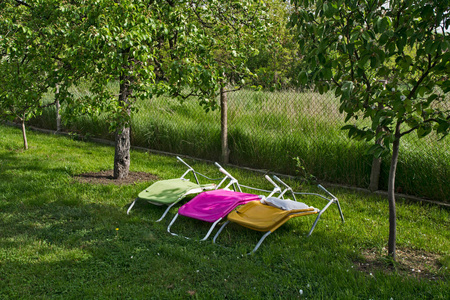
167,164,282,241
213,175,345,254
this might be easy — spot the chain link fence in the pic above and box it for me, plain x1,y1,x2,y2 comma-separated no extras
28,86,449,200
131,88,449,200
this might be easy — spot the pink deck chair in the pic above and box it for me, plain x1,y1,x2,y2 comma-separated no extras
167,164,281,241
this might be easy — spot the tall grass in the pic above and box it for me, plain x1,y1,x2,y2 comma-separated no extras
28,85,449,201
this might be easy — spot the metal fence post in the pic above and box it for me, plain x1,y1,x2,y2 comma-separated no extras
220,85,229,164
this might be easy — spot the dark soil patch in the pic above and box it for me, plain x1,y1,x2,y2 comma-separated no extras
74,170,158,185
354,247,447,281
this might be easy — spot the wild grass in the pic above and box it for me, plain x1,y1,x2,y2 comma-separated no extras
30,86,450,201
1,124,449,299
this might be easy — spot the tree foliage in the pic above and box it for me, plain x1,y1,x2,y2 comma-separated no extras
292,0,449,147
0,0,69,149
247,0,301,89
290,0,450,259
56,0,269,177
1,0,269,174
177,1,269,102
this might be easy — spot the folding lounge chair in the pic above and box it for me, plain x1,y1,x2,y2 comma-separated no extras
167,164,281,241
127,156,217,222
213,176,345,254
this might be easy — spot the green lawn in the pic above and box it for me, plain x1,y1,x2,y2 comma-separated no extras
0,124,449,299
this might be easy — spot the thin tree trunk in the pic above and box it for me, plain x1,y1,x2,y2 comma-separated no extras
387,121,401,260
21,118,28,150
369,156,382,191
220,85,229,164
113,75,132,179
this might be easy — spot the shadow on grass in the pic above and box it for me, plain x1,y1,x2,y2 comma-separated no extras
1,194,448,299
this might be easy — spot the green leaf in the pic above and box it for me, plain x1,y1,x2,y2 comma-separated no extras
396,37,406,52
417,124,432,138
379,32,389,45
370,56,380,68
362,31,371,41
341,124,354,130
358,55,370,68
322,67,332,80
377,17,389,33
341,81,354,99
367,144,387,158
298,71,308,84
435,118,450,134
323,2,336,18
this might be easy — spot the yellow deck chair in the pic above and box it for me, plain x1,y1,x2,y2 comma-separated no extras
213,176,344,254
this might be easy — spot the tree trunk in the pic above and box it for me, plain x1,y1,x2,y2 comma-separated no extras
369,156,382,191
114,126,131,179
220,85,229,164
369,104,385,192
113,75,133,179
369,129,383,192
387,121,401,260
21,118,28,150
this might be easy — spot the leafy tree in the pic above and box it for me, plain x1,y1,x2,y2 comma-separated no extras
290,0,450,260
246,0,300,89
160,1,268,102
0,0,69,149
62,0,268,177
184,1,269,163
61,1,168,179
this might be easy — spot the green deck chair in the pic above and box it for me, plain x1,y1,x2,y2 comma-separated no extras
127,157,217,222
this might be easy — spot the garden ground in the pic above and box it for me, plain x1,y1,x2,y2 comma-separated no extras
1,124,449,299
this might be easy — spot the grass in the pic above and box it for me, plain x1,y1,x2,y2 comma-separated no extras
1,124,449,299
30,86,450,202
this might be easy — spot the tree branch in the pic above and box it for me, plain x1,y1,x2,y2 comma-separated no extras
14,0,32,8
40,99,58,109
400,118,441,137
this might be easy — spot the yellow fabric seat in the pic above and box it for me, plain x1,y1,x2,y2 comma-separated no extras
227,200,318,232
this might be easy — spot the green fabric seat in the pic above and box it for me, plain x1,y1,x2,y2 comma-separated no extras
127,156,218,221
138,178,215,205
128,177,216,222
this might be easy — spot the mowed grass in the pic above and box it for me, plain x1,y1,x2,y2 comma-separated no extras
1,124,449,299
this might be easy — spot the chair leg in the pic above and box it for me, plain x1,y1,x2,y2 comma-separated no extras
168,213,222,241
212,220,230,244
248,231,272,255
307,214,322,237
126,198,138,215
156,202,177,222
335,199,345,223
167,213,183,237
307,197,336,236
200,218,222,241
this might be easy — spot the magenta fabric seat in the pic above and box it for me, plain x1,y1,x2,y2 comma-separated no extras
178,190,261,223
